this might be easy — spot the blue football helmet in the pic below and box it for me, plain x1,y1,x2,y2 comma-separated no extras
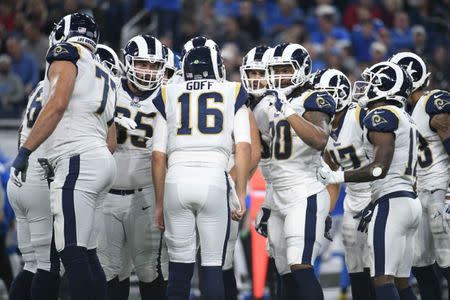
183,46,224,81
162,45,179,83
267,43,312,95
123,35,166,91
181,36,220,59
49,13,99,52
240,45,273,96
311,68,352,112
388,52,430,92
96,44,123,77
353,61,413,108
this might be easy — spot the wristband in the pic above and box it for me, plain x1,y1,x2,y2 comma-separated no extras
18,147,32,157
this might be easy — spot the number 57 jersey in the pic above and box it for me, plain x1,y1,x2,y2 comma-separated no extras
113,79,159,190
43,42,116,164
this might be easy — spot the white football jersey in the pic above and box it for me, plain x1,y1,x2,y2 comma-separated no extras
363,105,418,200
411,90,450,191
268,90,336,205
153,80,249,169
43,42,116,164
252,96,272,184
112,79,159,189
19,81,50,183
325,103,371,212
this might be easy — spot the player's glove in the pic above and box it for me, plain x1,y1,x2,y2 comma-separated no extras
264,90,296,118
353,201,377,233
316,160,344,185
324,214,333,241
431,200,450,230
255,207,271,238
10,147,32,187
115,116,137,130
37,158,55,184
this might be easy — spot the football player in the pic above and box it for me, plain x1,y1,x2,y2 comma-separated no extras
317,61,421,300
162,45,178,84
7,80,60,300
265,43,336,299
10,13,117,300
152,46,251,299
313,68,374,299
390,52,450,300
99,35,169,300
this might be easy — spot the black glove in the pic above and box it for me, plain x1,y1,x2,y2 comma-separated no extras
11,147,32,186
255,207,271,237
324,214,333,241
353,201,378,233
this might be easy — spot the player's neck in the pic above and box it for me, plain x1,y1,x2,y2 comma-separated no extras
331,108,347,129
127,80,146,96
408,90,425,110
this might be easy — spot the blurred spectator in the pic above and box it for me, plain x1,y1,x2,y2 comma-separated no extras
214,0,240,20
343,0,382,30
0,54,25,113
146,0,182,50
217,16,252,52
377,27,394,57
370,41,387,64
389,11,413,52
275,19,307,45
6,35,39,95
264,0,303,37
25,0,48,28
0,2,15,32
429,45,449,90
351,9,381,63
310,5,350,51
381,0,404,27
98,0,126,52
237,0,262,42
411,25,430,58
221,42,241,81
196,1,220,40
0,155,13,291
22,21,48,74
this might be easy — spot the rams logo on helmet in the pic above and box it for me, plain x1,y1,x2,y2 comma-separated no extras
371,112,388,127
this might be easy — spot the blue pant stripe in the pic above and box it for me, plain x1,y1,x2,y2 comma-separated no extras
302,194,317,265
62,155,80,247
374,200,389,276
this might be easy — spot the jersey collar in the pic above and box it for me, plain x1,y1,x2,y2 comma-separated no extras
121,78,157,101
330,108,348,141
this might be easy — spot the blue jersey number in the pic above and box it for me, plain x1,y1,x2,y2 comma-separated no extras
95,66,115,114
26,85,43,128
177,92,223,135
115,106,155,148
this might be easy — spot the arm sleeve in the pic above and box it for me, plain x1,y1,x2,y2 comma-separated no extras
46,42,80,66
363,108,399,132
303,91,336,118
152,112,168,153
425,90,450,116
233,106,251,144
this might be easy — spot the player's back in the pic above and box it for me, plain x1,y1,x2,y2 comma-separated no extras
412,90,449,191
159,79,247,169
325,103,371,212
363,105,418,200
44,42,116,164
113,79,159,189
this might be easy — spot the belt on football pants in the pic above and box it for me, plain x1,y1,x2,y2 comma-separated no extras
108,188,143,196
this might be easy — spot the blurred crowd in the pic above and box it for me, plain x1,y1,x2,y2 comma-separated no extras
0,0,448,118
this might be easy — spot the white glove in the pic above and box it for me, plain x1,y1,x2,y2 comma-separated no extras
265,90,296,118
115,116,137,130
316,161,345,185
227,174,241,211
443,200,450,228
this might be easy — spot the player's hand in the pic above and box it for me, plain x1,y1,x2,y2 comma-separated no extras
316,163,344,185
353,201,377,233
11,147,32,187
265,90,296,118
444,201,450,228
227,174,241,212
232,192,246,221
324,214,333,241
115,116,137,130
431,201,450,231
155,206,164,231
255,207,271,237
37,158,55,183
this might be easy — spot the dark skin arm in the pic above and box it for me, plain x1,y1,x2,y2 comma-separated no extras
152,151,167,231
323,150,340,212
431,113,450,152
106,123,117,154
344,131,395,183
286,111,331,151
23,61,77,151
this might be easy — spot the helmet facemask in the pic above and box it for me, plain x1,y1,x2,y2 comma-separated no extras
240,64,268,96
125,56,165,91
267,60,308,95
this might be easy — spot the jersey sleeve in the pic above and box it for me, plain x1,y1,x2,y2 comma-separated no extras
46,42,80,66
354,104,367,130
233,106,251,144
363,108,399,132
234,83,249,114
425,90,450,116
302,91,336,118
152,86,167,120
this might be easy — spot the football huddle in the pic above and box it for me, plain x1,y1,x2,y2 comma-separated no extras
5,11,450,300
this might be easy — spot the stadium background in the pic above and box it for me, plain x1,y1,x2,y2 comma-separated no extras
0,0,448,299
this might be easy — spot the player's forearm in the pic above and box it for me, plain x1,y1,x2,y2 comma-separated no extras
327,184,340,213
152,151,167,210
106,123,117,154
286,114,329,150
22,104,65,151
234,142,251,197
249,112,261,175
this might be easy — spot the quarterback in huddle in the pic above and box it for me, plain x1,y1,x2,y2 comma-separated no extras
5,10,450,300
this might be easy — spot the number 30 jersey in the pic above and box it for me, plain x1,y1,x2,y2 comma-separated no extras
325,103,371,212
113,79,159,189
363,105,418,200
411,90,450,191
268,90,336,200
43,42,116,164
152,80,250,169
